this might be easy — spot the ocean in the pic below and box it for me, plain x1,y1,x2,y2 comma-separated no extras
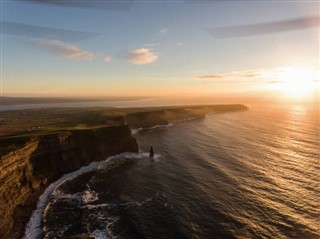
24,105,319,239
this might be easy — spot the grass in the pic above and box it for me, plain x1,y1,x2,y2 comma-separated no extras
0,104,248,156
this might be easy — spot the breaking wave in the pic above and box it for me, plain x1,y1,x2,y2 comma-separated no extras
131,123,173,135
23,152,159,239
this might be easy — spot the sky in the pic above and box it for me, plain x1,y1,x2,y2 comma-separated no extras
1,0,319,103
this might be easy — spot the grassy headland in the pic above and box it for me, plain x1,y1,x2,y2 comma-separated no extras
0,104,248,157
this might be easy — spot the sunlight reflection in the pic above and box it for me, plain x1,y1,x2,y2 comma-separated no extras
289,105,306,121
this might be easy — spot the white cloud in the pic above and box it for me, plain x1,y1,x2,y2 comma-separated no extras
126,48,158,65
104,55,112,62
198,69,264,80
36,39,93,60
160,27,168,33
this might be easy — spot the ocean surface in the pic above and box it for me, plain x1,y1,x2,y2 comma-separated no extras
24,105,319,239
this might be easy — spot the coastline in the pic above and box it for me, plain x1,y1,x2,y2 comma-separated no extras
0,126,138,239
0,104,248,239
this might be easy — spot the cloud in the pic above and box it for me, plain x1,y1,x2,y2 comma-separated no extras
126,48,158,65
104,55,112,62
36,39,94,60
25,0,134,11
160,27,168,34
3,21,99,41
199,69,262,80
206,15,319,38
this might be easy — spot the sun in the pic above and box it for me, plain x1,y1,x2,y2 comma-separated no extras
274,67,319,98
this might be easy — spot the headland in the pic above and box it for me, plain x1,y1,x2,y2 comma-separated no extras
0,104,248,239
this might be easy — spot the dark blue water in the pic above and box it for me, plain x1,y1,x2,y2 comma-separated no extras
25,106,320,239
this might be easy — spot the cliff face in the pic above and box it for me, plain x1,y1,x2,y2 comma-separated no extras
125,109,206,128
126,111,169,128
125,105,248,128
0,125,138,239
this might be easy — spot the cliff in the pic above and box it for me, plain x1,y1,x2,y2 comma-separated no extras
126,110,169,128
125,104,248,128
0,125,138,239
206,104,249,113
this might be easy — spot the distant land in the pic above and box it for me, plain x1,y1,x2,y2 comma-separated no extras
0,96,148,106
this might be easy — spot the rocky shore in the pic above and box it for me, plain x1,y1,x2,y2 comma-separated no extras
0,125,138,239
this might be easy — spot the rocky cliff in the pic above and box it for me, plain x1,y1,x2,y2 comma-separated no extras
0,125,138,239
125,104,248,128
126,110,169,128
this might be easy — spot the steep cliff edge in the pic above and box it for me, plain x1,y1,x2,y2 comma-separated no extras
126,110,169,128
125,104,248,128
0,125,138,239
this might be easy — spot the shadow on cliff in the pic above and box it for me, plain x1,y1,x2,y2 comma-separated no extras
6,125,138,239
29,126,138,183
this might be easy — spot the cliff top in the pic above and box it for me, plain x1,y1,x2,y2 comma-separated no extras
0,104,248,156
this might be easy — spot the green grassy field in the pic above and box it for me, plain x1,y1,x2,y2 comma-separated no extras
0,104,248,156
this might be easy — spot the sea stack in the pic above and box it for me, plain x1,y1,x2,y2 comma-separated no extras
149,147,154,158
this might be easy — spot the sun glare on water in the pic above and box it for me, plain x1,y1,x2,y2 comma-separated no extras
274,67,319,99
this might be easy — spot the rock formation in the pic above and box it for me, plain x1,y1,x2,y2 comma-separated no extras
0,125,138,239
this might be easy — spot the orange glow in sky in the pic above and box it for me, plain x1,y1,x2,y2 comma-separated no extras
271,67,319,99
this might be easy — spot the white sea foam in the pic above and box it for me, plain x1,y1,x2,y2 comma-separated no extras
131,128,142,134
23,161,99,239
82,184,99,204
170,116,201,123
97,152,161,170
131,123,173,134
81,202,113,210
131,117,200,135
23,152,141,239
90,229,112,239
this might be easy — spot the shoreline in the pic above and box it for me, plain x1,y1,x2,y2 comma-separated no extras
0,125,139,239
23,152,146,239
0,104,249,239
24,160,101,239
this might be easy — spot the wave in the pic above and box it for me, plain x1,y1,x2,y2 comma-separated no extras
97,152,161,169
82,184,99,204
89,230,111,239
131,123,173,135
23,161,100,239
170,116,202,123
23,152,155,239
130,116,203,135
